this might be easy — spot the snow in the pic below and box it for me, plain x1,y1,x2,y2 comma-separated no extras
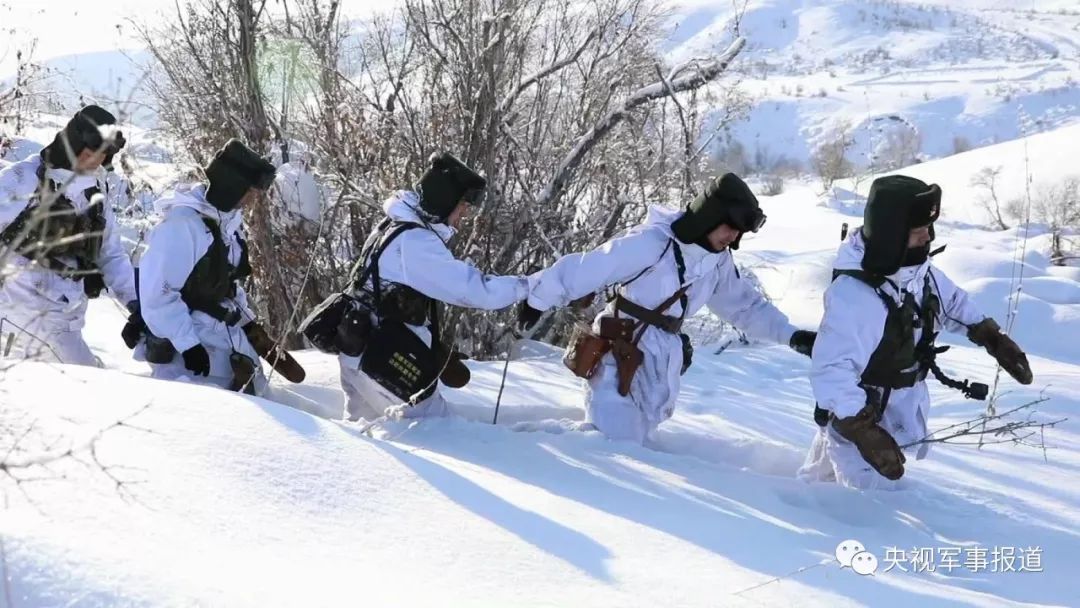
666,0,1080,171
274,161,324,226
4,120,1080,606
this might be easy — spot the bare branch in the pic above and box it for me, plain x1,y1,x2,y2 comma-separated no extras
535,37,746,208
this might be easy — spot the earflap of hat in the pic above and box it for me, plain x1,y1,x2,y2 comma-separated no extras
728,231,744,250
417,152,486,220
417,170,462,220
673,173,759,244
671,209,701,244
205,161,252,212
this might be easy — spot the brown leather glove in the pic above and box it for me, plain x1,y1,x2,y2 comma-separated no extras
967,318,1033,385
242,321,273,353
831,405,906,481
242,321,306,384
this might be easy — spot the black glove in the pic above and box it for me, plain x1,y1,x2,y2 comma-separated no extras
679,333,693,375
121,301,145,349
789,329,817,357
831,405,906,480
517,301,543,332
182,344,211,377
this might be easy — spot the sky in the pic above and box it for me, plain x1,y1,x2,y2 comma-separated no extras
0,0,402,78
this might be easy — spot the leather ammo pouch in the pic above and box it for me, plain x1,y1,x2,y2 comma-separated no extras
562,323,612,379
228,352,258,395
611,329,644,397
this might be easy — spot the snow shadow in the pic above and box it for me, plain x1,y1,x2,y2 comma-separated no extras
383,418,1077,606
367,436,615,582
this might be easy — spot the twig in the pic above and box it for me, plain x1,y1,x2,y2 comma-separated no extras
901,394,1064,449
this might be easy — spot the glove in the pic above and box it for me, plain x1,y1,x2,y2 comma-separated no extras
789,329,817,357
242,321,271,352
967,318,1033,385
121,301,145,350
517,301,543,332
241,321,307,384
182,344,211,377
436,346,471,388
831,404,906,480
679,333,693,375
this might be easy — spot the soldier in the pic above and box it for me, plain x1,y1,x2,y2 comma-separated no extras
322,152,528,422
0,106,135,366
131,139,303,395
798,175,1033,489
519,174,817,444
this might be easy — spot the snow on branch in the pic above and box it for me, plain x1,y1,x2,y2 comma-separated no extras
534,36,746,208
497,27,599,118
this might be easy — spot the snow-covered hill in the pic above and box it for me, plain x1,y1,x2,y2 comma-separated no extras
668,0,1080,171
3,121,1079,607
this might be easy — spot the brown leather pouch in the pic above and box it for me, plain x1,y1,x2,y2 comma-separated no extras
599,316,636,341
228,352,258,396
611,336,643,397
563,323,612,379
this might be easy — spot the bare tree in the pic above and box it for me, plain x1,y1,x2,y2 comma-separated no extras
873,124,921,171
1007,176,1080,265
0,42,43,138
1035,176,1080,265
971,166,1009,230
811,120,854,191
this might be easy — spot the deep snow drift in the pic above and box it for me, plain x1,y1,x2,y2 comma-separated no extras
3,121,1079,606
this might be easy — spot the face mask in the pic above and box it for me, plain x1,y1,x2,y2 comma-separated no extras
901,243,929,267
695,234,721,253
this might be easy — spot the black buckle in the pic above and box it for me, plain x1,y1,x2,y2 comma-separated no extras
965,382,989,401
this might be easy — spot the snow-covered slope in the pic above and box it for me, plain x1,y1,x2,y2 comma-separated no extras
668,0,1080,170
4,342,1076,607
3,122,1079,607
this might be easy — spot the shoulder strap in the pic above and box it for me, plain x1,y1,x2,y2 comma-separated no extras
832,268,887,288
670,240,688,316
355,221,423,307
622,239,673,289
199,216,224,248
915,272,939,349
833,268,900,313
